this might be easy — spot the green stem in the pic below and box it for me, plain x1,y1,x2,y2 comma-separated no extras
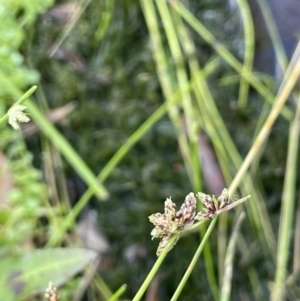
171,217,218,301
220,212,245,301
228,47,300,196
107,284,127,301
26,100,109,200
272,95,300,301
201,225,220,301
172,1,292,121
235,0,254,107
132,234,179,301
256,0,288,74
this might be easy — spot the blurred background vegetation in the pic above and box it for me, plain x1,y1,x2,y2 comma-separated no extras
1,0,300,300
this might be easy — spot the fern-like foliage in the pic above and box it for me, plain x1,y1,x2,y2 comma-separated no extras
0,0,54,97
0,0,54,248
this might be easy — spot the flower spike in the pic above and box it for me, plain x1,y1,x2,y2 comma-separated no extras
149,193,197,255
149,188,241,256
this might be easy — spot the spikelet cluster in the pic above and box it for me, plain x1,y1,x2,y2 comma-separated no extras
45,282,59,301
149,189,230,256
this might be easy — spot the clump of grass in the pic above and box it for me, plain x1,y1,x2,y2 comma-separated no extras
1,0,300,300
